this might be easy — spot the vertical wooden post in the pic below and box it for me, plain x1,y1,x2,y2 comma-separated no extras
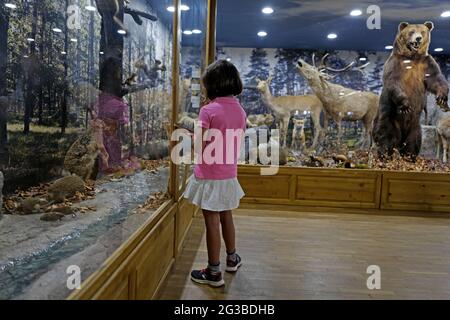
169,0,181,198
205,0,217,66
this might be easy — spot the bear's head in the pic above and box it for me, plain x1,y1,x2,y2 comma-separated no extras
394,21,434,57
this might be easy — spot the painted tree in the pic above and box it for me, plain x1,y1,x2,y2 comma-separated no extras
0,0,9,159
243,48,270,114
23,1,40,134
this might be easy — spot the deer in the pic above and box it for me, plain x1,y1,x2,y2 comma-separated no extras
292,118,307,152
256,77,324,149
436,111,450,163
297,54,379,148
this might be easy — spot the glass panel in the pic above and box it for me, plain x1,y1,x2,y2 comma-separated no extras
177,0,208,193
0,0,174,299
217,2,450,172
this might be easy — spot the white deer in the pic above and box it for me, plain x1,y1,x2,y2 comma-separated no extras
297,54,379,147
256,77,324,148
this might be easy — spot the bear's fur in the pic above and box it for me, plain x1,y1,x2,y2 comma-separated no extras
373,21,449,159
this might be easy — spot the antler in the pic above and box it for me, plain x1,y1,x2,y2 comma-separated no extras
319,54,355,73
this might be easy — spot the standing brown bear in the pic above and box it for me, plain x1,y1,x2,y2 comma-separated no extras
373,21,449,159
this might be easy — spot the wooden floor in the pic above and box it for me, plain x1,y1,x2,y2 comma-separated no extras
159,209,450,300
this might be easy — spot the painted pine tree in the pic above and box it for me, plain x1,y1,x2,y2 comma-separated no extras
243,48,270,114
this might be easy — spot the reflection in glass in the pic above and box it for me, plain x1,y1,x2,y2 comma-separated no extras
0,0,174,299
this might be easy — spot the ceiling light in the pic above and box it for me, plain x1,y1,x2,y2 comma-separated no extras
53,28,62,33
27,38,35,42
406,66,412,69
403,60,411,64
257,31,268,37
385,45,394,50
441,11,450,18
192,29,202,34
226,58,231,62
262,7,274,14
359,57,367,61
350,9,362,16
85,5,96,11
167,4,189,12
5,3,17,9
117,29,127,35
327,33,337,39
61,51,67,55
183,30,193,35
100,51,104,55
435,48,444,52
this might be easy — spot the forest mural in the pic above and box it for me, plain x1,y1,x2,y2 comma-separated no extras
0,0,173,191
216,47,450,116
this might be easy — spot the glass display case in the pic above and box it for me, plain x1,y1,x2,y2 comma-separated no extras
0,0,205,300
177,0,208,196
215,1,450,173
209,1,450,217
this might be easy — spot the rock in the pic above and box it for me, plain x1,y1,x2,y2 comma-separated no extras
0,171,3,215
333,154,348,164
47,204,77,215
47,175,85,203
40,212,65,222
421,125,439,159
64,119,106,181
19,197,46,215
279,148,288,166
135,141,169,160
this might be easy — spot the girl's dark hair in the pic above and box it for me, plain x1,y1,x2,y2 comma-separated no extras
202,60,243,100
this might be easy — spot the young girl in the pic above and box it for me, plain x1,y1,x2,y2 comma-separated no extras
184,60,247,288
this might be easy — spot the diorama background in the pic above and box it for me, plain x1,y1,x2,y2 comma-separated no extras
215,47,450,120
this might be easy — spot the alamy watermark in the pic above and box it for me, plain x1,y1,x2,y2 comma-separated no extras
67,265,82,291
366,265,381,290
366,5,382,30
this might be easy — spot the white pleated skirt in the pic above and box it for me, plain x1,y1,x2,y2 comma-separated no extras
184,176,245,212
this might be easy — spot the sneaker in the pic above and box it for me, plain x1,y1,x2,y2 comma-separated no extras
191,268,225,287
226,254,243,273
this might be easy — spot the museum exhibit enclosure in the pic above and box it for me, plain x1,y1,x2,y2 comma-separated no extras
0,0,450,300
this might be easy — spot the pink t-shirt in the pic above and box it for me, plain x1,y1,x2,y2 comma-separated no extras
194,97,247,180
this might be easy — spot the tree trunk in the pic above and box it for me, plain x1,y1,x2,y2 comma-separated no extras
127,36,134,152
61,0,69,134
96,0,124,97
87,9,95,127
23,2,39,134
0,0,9,162
38,10,46,125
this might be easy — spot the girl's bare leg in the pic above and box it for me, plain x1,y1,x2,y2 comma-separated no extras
220,211,236,254
203,210,221,265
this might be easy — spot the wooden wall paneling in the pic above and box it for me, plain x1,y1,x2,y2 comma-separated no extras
133,206,176,300
176,199,195,255
381,171,450,212
239,174,291,200
238,166,382,209
294,171,380,209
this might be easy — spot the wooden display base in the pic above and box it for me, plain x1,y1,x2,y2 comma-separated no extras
238,165,450,214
